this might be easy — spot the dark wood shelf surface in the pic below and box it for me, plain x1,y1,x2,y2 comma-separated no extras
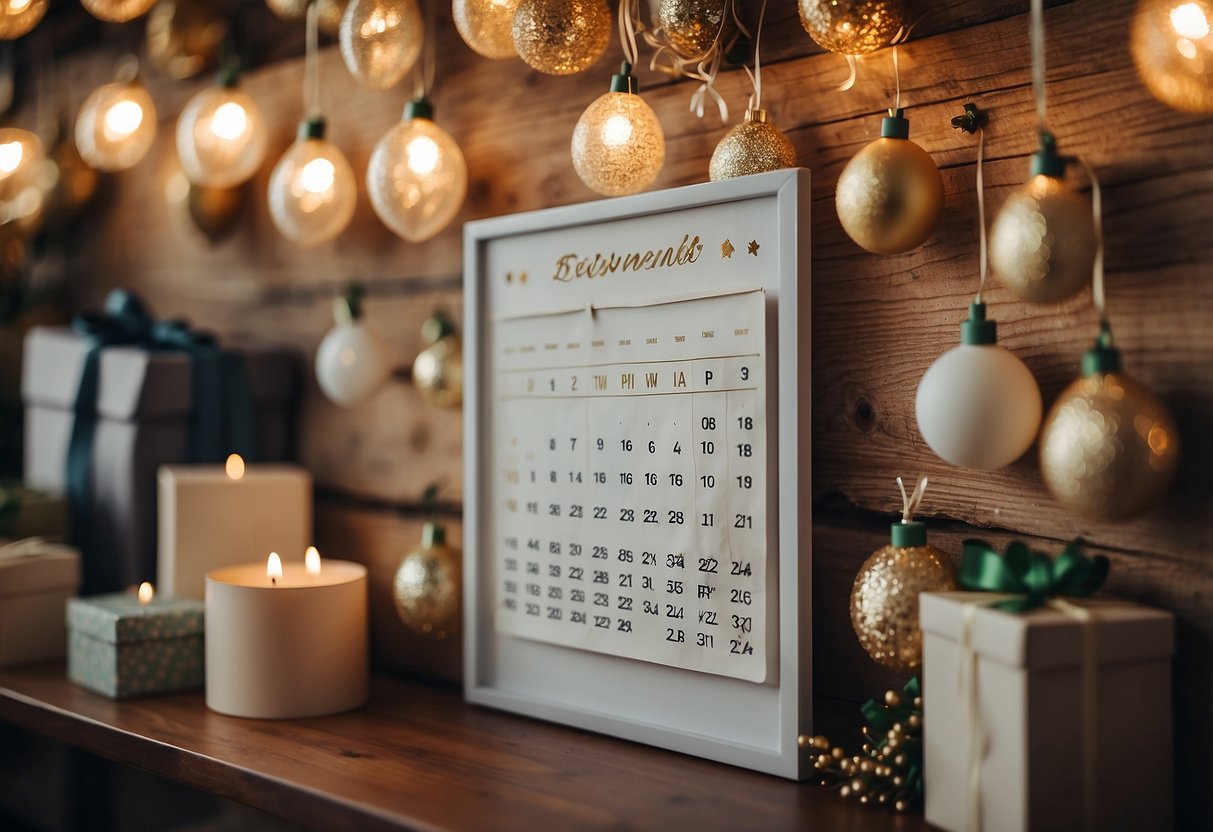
0,664,927,832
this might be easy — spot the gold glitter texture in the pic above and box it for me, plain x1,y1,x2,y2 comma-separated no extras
657,0,728,57
393,529,462,639
798,0,904,56
571,90,665,196
453,0,522,59
512,0,611,76
709,109,797,181
850,543,956,672
1040,371,1179,520
835,134,943,254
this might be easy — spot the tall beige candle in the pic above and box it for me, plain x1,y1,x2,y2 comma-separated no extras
205,552,368,719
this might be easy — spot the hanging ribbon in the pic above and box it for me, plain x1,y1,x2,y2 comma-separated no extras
955,539,1108,832
66,289,257,593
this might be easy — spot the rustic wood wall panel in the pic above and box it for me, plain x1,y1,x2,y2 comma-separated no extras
26,0,1211,824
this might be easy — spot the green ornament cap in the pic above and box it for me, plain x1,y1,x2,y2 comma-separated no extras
404,98,434,121
881,108,910,140
298,116,326,141
1030,131,1066,178
610,61,639,95
960,301,997,345
1082,323,1121,375
217,62,239,89
891,521,927,548
422,521,446,548
422,309,458,343
333,282,365,324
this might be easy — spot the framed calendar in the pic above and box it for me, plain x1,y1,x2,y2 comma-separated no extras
463,168,811,778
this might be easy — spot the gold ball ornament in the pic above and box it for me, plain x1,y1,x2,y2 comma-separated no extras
0,0,47,40
798,0,904,55
146,1,226,81
835,109,943,254
81,0,157,23
413,311,463,408
339,0,424,90
512,0,611,76
990,138,1096,304
1131,0,1213,112
709,108,797,181
393,522,462,639
657,0,729,57
453,0,522,59
1040,342,1179,520
851,521,956,672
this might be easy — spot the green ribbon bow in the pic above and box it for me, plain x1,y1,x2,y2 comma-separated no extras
958,538,1109,613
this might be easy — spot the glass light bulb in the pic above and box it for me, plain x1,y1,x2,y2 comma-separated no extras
176,85,268,188
0,127,44,226
512,0,611,75
339,0,423,90
1132,0,1213,112
571,91,665,196
80,0,157,23
367,114,467,243
75,81,158,172
0,0,46,40
452,0,521,59
268,136,356,247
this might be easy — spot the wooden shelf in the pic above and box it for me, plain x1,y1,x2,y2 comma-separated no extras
0,664,926,832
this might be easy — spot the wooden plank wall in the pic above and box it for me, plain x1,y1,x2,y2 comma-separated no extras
27,0,1211,824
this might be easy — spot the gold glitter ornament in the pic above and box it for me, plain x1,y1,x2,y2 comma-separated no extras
512,0,611,76
1131,0,1213,113
412,310,464,408
657,0,728,57
572,62,665,196
81,0,157,23
339,0,424,90
850,478,956,672
798,0,904,55
835,109,943,254
453,0,522,59
709,108,797,181
990,135,1096,304
1040,334,1179,520
0,0,47,40
267,0,349,34
393,516,462,639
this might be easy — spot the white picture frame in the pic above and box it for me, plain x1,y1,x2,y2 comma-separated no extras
463,169,812,778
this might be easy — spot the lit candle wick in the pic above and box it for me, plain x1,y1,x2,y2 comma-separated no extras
267,552,283,587
138,581,154,605
305,546,322,576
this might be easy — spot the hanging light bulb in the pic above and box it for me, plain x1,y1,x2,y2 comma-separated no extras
367,98,467,243
798,0,904,55
339,0,424,90
268,118,357,247
836,108,943,254
1131,0,1213,112
513,0,611,76
75,62,158,173
80,0,157,23
571,62,665,196
0,127,45,227
146,1,227,81
916,302,1042,470
176,68,268,189
453,0,522,59
0,0,47,40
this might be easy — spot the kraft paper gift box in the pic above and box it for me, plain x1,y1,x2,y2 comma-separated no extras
22,325,299,594
67,592,205,698
920,591,1174,832
0,539,80,668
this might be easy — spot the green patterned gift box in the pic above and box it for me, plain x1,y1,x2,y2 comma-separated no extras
67,593,204,698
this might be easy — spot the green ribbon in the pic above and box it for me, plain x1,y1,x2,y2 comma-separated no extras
958,538,1109,613
66,289,257,593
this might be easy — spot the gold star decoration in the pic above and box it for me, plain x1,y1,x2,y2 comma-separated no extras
748,240,760,256
721,238,735,258
505,271,513,283
519,271,528,283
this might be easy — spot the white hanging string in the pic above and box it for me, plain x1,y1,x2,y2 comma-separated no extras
1029,0,1048,133
742,0,769,110
896,476,928,523
618,0,641,68
1073,156,1107,333
304,0,321,119
975,126,988,303
642,0,744,121
891,44,901,111
413,0,436,100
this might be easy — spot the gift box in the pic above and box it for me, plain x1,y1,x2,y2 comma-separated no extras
22,309,299,594
0,538,80,668
67,591,205,698
921,591,1174,832
0,481,69,541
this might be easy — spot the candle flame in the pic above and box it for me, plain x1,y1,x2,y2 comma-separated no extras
267,552,283,583
138,581,154,605
305,546,322,575
225,453,245,481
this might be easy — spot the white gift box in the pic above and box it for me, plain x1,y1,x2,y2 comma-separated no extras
921,591,1174,832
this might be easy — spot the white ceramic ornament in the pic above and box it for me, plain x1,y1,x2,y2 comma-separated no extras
915,302,1042,470
315,288,390,407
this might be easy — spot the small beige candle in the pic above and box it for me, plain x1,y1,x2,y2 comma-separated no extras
205,550,368,719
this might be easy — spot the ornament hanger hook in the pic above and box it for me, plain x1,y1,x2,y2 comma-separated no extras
897,476,928,523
